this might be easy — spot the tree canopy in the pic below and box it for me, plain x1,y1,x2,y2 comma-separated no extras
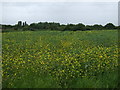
1,21,119,32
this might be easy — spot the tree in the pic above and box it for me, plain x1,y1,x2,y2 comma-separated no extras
23,22,25,27
3,25,13,29
29,23,37,30
75,23,86,31
64,24,75,31
85,25,93,30
58,24,66,31
92,24,103,30
24,21,27,26
14,21,23,30
0,24,2,29
18,21,22,27
117,26,120,30
22,26,29,31
104,23,115,29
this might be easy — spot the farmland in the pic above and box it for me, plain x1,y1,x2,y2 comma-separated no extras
2,30,118,88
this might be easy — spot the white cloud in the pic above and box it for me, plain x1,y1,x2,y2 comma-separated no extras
1,0,119,2
1,2,118,25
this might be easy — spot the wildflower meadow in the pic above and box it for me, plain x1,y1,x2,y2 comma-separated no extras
2,30,118,88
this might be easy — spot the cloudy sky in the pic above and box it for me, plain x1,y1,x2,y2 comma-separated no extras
1,0,119,25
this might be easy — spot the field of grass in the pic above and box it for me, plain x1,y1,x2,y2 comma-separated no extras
2,30,118,88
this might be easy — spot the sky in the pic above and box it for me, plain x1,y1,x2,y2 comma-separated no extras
0,0,119,26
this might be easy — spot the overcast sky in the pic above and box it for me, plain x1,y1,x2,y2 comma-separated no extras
1,1,118,25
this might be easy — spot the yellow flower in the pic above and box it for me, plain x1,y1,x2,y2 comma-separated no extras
99,56,103,58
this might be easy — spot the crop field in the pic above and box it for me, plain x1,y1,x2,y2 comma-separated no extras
2,30,118,88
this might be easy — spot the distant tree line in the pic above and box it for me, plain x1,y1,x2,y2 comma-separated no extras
1,21,120,32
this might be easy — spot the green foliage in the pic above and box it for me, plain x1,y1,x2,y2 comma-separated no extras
63,23,85,31
104,23,116,29
2,30,118,88
17,21,22,27
92,24,103,30
117,26,120,29
70,70,118,88
76,23,86,31
1,22,119,32
29,22,60,31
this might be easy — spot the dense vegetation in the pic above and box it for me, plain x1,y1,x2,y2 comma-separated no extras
1,21,120,32
2,30,118,88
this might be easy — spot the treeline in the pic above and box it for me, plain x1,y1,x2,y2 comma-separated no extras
1,21,120,32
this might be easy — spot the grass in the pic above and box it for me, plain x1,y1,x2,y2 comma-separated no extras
70,70,118,88
2,30,118,88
